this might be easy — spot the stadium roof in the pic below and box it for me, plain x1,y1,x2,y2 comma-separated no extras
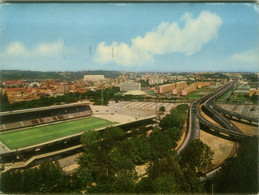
0,101,91,116
123,90,148,96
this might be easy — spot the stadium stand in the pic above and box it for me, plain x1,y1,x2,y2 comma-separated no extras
0,104,92,131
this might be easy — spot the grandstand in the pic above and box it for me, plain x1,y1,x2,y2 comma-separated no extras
0,103,92,131
0,101,157,171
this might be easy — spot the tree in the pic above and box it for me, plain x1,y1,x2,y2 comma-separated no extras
0,161,70,194
180,139,214,174
251,93,258,103
80,130,100,154
164,126,182,148
176,104,188,111
154,173,179,193
102,127,125,142
129,136,151,164
148,129,171,159
214,136,258,194
159,106,166,114
135,177,156,193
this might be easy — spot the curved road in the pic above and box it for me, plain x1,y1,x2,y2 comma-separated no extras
177,81,251,153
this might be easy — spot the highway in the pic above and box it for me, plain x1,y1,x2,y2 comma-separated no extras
177,81,253,182
204,81,241,132
177,101,200,154
177,81,251,154
194,81,251,140
205,81,257,123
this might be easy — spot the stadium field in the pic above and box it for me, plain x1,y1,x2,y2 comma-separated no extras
0,117,116,150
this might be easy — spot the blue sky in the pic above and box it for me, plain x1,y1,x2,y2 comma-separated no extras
0,3,258,72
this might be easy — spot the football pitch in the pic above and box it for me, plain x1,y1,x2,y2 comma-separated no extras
0,117,116,150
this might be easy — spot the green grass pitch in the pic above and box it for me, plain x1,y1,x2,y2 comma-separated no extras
0,117,116,150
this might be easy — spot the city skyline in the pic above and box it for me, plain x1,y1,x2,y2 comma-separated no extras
0,3,258,72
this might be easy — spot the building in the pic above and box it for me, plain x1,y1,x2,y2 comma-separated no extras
182,84,197,96
3,80,29,88
233,90,249,96
249,88,259,97
175,81,187,88
196,82,210,88
120,83,141,92
59,82,70,94
148,78,165,85
84,75,105,81
172,81,187,95
155,83,175,94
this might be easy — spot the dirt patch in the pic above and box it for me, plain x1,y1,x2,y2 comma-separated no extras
95,114,136,124
200,130,236,167
136,163,149,179
231,120,258,136
63,164,79,173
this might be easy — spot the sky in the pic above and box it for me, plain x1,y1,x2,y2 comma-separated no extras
0,3,258,72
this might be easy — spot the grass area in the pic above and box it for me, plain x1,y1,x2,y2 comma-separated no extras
217,86,235,102
114,92,124,96
185,87,214,99
0,117,116,150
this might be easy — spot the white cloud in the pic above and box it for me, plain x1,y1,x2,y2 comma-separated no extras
93,10,222,67
1,41,64,57
230,49,259,64
7,42,28,55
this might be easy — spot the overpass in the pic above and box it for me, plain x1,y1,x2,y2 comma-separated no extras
178,81,252,182
203,81,242,133
204,81,258,123
194,81,251,140
177,81,251,155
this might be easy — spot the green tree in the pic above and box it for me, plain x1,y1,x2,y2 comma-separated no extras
164,126,182,148
180,139,214,174
214,136,258,193
148,128,171,159
80,130,100,153
176,104,188,111
251,93,258,103
129,136,151,164
159,106,166,114
154,173,179,193
135,177,156,193
0,161,70,193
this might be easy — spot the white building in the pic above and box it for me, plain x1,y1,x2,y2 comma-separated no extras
84,75,105,81
120,82,141,92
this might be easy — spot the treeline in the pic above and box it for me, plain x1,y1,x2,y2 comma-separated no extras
242,73,259,83
212,136,258,194
0,87,120,112
0,70,121,81
1,87,180,112
1,104,214,193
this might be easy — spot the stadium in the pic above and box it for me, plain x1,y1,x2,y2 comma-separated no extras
0,101,178,171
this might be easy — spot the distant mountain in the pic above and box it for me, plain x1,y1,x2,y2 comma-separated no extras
0,70,122,82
